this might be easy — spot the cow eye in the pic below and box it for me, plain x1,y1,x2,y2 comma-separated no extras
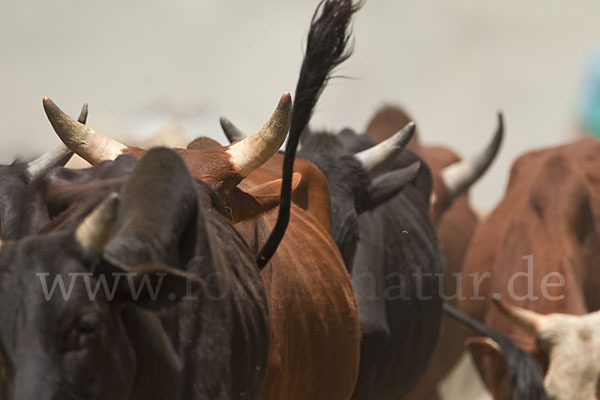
78,314,99,335
63,312,100,351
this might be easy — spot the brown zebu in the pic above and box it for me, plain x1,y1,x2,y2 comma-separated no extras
184,136,361,400
459,137,600,400
221,1,366,397
185,138,361,398
233,154,361,399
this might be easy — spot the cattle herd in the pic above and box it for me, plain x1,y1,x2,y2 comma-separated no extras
1,0,598,399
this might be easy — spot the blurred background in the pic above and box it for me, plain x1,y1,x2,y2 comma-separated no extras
2,1,599,398
1,0,599,211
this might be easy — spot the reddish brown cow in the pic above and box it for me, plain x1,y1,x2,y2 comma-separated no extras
234,154,360,400
365,105,500,400
186,137,361,399
459,137,600,399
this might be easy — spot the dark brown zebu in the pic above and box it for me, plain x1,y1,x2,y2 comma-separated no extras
0,146,270,400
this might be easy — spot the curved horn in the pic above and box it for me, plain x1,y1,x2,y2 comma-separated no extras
220,117,248,143
441,112,504,199
354,122,415,177
220,117,311,150
226,92,292,177
27,103,89,178
75,192,120,257
492,294,547,337
43,97,127,165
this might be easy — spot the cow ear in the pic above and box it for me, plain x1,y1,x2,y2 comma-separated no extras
96,254,203,310
245,172,301,203
225,173,301,222
359,161,420,213
466,337,509,398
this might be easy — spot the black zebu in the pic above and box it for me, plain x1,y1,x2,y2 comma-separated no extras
298,129,444,399
300,124,503,399
0,147,269,400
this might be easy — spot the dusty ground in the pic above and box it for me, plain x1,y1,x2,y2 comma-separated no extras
2,1,600,398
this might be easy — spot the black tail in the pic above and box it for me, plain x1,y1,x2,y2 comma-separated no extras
256,0,362,268
443,303,549,400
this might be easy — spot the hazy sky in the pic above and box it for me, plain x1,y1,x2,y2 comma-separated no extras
1,0,599,210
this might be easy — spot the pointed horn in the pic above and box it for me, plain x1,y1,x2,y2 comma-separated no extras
27,103,90,177
26,104,87,178
220,117,248,143
43,97,127,165
354,122,415,177
226,92,292,178
492,294,547,337
75,192,120,257
441,112,504,199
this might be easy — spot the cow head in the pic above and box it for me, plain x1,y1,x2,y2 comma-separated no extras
298,125,421,267
469,296,600,400
0,150,204,400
